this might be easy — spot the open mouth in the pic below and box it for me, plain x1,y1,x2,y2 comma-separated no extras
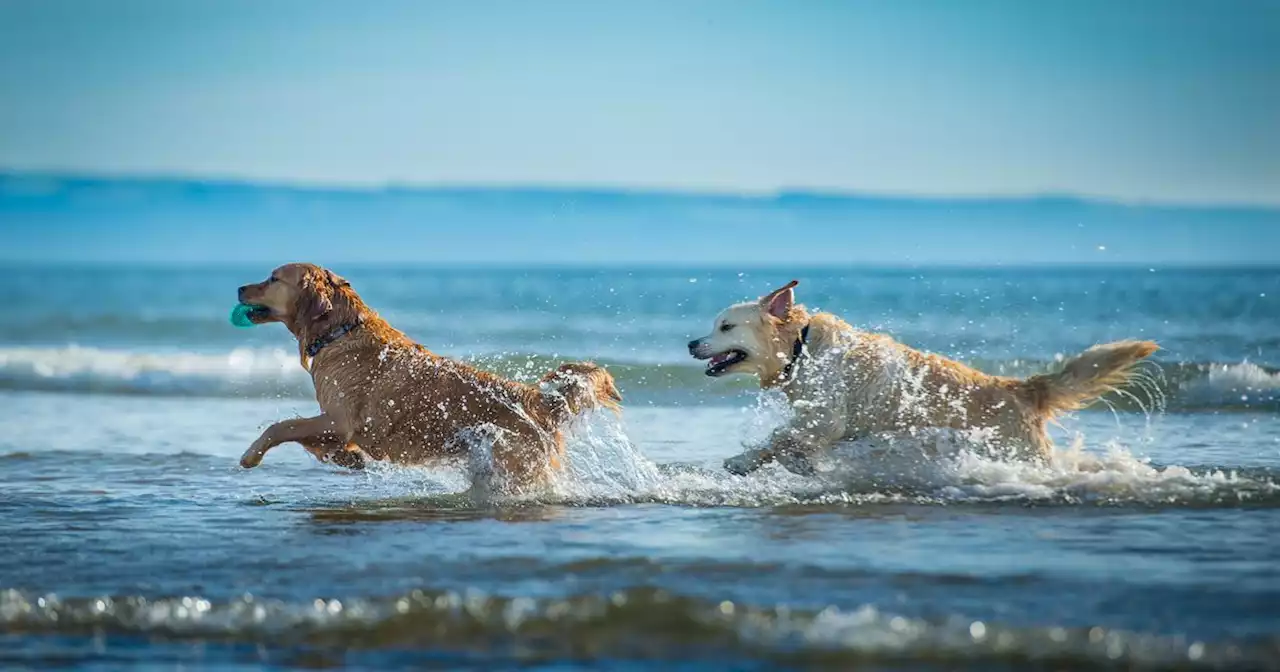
704,349,747,376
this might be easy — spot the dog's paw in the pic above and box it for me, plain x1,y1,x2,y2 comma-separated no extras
776,451,816,477
723,450,771,476
239,445,266,469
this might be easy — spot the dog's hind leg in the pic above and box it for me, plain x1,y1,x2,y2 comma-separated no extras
463,424,555,498
460,425,501,500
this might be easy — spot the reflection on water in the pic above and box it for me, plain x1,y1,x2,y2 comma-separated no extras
305,498,565,525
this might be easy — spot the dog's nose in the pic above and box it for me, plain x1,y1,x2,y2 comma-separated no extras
237,286,250,301
687,339,701,353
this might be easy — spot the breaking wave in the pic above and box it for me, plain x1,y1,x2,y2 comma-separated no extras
0,346,1277,412
1,588,1273,669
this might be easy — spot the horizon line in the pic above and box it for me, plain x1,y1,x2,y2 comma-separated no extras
3,260,1277,272
4,168,1279,213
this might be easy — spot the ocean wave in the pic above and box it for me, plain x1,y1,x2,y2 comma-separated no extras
0,587,1273,669
0,346,312,398
1,346,1277,412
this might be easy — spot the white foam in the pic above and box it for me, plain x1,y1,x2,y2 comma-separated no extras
0,346,312,397
1180,361,1280,408
818,429,1270,504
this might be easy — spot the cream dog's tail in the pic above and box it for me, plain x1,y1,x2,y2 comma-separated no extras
1020,340,1159,415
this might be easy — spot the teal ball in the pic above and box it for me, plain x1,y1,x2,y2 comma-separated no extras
230,303,265,328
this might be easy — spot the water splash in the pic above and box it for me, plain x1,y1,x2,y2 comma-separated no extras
354,408,1279,510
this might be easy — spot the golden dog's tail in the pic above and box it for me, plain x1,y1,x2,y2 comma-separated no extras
1020,340,1159,415
537,362,623,425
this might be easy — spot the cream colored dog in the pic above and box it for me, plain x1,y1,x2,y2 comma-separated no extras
688,280,1158,476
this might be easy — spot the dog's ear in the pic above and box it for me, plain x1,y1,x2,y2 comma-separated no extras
324,269,350,289
760,280,799,319
296,269,334,324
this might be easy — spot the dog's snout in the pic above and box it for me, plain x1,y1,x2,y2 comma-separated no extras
237,285,251,301
687,339,702,353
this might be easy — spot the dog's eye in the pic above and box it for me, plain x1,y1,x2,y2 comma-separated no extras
719,324,735,333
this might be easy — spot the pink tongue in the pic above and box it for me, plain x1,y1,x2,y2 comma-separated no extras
710,353,731,365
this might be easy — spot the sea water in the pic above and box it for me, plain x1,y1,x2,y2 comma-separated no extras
1,264,1278,669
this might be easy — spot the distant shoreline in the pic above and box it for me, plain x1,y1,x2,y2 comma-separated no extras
1,260,1277,271
4,170,1277,213
5,171,1278,266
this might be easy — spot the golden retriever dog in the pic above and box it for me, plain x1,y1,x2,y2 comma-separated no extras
688,280,1158,476
235,263,622,493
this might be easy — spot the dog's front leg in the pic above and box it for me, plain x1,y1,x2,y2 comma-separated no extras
771,437,818,477
301,439,367,469
763,401,848,477
240,414,346,469
723,447,775,476
723,438,819,477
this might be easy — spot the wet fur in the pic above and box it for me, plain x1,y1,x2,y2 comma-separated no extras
236,263,622,493
691,281,1158,474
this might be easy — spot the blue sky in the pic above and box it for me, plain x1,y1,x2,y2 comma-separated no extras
1,0,1278,205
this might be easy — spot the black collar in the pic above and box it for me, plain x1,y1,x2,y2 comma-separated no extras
306,320,361,359
781,323,811,382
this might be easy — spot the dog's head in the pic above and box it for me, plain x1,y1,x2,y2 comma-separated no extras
688,280,804,382
236,263,353,332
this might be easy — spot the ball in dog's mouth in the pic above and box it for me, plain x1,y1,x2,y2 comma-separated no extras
230,303,273,328
705,349,747,376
